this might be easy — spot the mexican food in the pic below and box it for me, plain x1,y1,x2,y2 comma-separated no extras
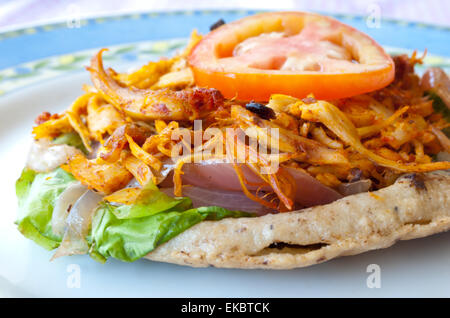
17,12,450,268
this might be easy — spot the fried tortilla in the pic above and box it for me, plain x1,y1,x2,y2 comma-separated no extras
146,172,450,269
19,13,450,268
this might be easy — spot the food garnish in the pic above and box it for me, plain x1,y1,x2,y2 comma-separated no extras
189,12,395,101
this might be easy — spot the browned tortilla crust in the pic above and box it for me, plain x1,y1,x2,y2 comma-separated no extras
145,172,450,269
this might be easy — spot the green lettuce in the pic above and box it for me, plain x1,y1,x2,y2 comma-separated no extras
16,168,252,262
427,91,450,137
15,168,76,250
110,182,192,219
52,132,88,154
90,184,252,262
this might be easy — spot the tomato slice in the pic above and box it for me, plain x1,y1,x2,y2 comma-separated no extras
188,12,395,101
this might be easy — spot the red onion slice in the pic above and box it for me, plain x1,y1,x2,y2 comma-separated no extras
283,166,342,206
421,67,450,108
161,162,342,208
337,179,372,196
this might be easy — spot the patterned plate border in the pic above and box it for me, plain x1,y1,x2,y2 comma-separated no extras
1,9,449,41
0,38,187,95
0,9,449,96
0,39,448,97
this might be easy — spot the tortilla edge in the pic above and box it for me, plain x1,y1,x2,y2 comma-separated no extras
145,171,450,269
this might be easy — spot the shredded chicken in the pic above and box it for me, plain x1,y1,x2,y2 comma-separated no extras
88,49,224,121
62,154,132,194
31,32,450,212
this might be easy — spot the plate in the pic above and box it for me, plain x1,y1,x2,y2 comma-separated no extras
1,10,450,298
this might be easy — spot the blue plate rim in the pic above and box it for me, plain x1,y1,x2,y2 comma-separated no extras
0,9,448,97
0,8,448,40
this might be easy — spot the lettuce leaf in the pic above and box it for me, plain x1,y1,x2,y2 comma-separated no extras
15,168,76,250
110,182,192,220
53,132,88,154
427,91,450,137
90,201,252,262
16,167,252,262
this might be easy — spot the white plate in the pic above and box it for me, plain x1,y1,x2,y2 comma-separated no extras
1,71,450,298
